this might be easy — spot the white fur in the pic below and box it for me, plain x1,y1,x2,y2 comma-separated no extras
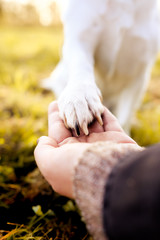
44,0,160,133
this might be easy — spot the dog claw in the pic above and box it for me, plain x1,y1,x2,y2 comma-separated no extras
64,115,69,129
75,123,80,136
82,122,89,136
96,114,103,126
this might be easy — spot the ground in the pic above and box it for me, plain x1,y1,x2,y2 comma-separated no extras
0,24,160,239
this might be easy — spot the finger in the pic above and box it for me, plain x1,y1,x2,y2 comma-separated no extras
103,108,124,132
48,101,72,143
48,100,59,114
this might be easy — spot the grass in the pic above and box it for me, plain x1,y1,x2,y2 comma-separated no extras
0,23,160,239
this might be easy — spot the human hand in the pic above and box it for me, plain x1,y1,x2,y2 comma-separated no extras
34,101,136,198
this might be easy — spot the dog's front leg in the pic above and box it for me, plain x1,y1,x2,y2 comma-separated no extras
58,0,105,135
59,42,104,135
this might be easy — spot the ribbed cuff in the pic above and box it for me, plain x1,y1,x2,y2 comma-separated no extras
73,142,142,240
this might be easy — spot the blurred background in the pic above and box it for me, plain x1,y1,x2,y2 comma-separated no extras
0,0,60,26
0,1,160,239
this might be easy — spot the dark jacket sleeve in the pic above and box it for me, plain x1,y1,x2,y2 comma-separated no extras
103,143,160,240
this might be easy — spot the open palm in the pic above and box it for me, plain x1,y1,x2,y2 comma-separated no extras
34,101,136,198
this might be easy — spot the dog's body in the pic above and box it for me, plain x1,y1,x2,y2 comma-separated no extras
44,0,160,134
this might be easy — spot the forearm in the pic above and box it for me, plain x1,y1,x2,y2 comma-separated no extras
73,141,142,240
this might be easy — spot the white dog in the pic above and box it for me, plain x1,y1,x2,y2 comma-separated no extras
44,0,160,135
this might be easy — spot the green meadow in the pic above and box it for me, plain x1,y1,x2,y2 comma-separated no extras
0,24,160,239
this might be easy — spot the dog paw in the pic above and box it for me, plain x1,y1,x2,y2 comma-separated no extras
58,83,104,135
